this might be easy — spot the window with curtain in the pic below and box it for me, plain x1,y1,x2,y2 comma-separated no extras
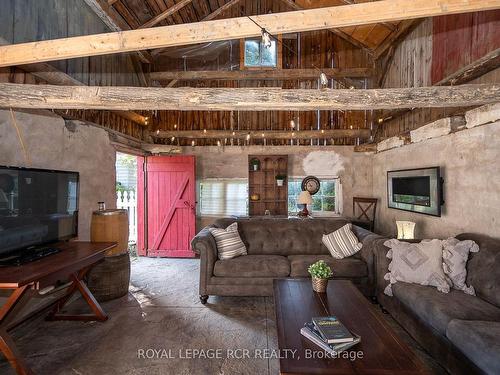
199,179,248,216
288,177,339,216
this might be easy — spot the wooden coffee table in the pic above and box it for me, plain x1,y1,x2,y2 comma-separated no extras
273,279,429,374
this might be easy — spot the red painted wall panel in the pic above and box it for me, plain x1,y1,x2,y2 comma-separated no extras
431,11,500,84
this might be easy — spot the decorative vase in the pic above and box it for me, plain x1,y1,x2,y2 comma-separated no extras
311,277,328,293
276,179,284,186
252,164,258,171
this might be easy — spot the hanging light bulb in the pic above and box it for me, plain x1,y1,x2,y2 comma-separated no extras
319,72,328,87
290,119,296,129
191,140,195,147
246,133,251,141
349,86,355,90
321,129,325,134
292,132,296,137
203,129,207,133
174,124,177,129
261,28,272,49
232,131,236,136
156,129,160,135
261,133,265,138
217,140,221,147
171,136,175,142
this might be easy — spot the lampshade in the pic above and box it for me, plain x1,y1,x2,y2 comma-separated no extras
396,221,416,239
297,191,313,205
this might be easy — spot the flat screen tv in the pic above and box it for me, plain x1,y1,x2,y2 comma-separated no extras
0,166,79,261
387,167,443,216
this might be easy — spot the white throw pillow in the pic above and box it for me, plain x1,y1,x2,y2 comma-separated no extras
442,237,479,295
322,224,362,259
383,239,452,296
209,222,247,260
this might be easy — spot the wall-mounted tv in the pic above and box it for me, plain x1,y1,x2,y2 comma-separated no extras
387,167,443,216
0,166,79,260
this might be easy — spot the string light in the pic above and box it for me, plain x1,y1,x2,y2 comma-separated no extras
203,129,207,133
171,136,175,142
217,140,221,147
290,119,296,129
261,133,265,138
156,129,160,135
378,118,384,124
246,133,251,141
292,132,296,137
174,124,177,129
321,129,325,134
232,131,236,136
191,140,195,147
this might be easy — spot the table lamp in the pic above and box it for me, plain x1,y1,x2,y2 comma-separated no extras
396,221,416,239
297,191,313,217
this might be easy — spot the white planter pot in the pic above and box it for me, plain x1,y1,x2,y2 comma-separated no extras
252,165,258,171
276,180,284,186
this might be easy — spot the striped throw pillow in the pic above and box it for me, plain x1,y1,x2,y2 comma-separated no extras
322,224,362,259
209,222,247,260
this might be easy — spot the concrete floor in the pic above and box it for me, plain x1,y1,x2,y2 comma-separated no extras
1,257,445,375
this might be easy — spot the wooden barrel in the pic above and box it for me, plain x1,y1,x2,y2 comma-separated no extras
87,253,131,302
89,209,130,301
90,209,129,256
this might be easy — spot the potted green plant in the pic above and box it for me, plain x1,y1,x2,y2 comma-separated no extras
250,158,260,171
308,260,333,293
275,174,287,186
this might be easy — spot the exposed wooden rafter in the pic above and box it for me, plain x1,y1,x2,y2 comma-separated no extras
0,37,147,126
150,68,373,81
374,19,424,59
82,0,153,63
202,0,243,21
2,0,499,67
0,83,498,111
152,129,371,140
277,0,372,52
139,0,195,29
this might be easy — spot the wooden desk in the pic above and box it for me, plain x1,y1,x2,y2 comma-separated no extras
0,241,116,375
273,279,428,374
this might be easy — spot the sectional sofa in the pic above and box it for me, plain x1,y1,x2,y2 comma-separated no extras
374,233,500,375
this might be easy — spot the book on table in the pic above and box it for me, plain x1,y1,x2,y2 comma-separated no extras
300,322,361,356
312,316,355,344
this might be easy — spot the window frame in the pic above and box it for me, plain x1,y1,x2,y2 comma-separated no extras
287,176,342,217
240,35,283,70
197,178,249,217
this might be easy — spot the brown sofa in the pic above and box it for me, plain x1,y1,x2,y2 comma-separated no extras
191,217,383,304
374,233,500,375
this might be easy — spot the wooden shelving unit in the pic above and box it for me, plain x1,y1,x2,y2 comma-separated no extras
248,155,288,216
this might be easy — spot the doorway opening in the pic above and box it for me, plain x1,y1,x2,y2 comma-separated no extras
115,152,138,255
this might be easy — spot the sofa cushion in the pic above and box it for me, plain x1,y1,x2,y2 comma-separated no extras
213,255,290,278
288,255,367,278
446,320,500,375
322,224,362,259
209,222,247,260
392,283,500,335
457,233,500,308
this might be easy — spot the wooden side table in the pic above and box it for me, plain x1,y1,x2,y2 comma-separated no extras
0,241,116,375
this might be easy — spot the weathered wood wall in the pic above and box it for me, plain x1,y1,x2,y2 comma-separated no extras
379,12,500,139
0,0,147,139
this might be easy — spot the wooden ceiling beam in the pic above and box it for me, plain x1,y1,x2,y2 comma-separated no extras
0,37,147,126
203,0,243,21
152,129,371,140
0,83,498,111
139,0,195,29
278,0,372,52
150,68,373,81
2,0,499,67
82,0,153,63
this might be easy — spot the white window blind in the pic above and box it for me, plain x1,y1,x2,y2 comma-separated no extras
199,179,248,216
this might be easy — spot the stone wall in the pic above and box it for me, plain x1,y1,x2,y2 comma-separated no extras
0,109,117,240
373,118,500,239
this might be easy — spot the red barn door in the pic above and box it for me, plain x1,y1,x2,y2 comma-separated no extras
137,156,196,258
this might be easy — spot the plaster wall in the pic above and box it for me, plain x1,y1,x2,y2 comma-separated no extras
373,121,500,239
0,109,117,240
174,145,373,230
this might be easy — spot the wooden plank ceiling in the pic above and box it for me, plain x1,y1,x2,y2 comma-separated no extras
109,0,400,52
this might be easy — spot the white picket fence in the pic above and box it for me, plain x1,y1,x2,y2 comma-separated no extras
117,190,137,244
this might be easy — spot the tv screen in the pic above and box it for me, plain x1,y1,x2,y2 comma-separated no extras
387,167,442,216
0,166,79,257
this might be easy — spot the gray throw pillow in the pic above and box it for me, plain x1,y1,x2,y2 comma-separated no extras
322,223,362,259
442,237,479,295
383,239,452,296
209,222,247,260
